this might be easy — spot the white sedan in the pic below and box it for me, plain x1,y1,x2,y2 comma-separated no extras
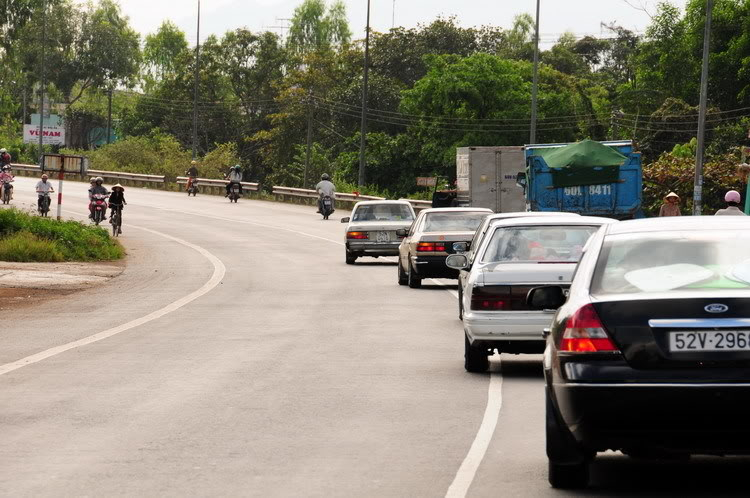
446,216,616,372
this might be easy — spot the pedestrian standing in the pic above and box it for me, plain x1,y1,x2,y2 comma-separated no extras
658,192,681,217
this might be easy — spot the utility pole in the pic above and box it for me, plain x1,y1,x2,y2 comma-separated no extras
38,0,47,165
358,0,371,187
693,0,713,216
304,92,313,189
529,0,541,144
106,88,113,144
392,0,396,29
192,0,201,160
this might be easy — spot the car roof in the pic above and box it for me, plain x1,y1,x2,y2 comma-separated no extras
352,200,413,208
605,216,750,235
487,215,616,228
486,211,581,222
421,207,493,214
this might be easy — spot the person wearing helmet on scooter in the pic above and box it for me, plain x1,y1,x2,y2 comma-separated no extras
89,177,109,219
715,190,746,216
0,148,11,169
35,173,54,212
225,164,243,197
0,165,14,200
315,173,336,214
186,160,199,191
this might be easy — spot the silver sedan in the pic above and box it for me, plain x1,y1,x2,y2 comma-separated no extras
341,200,416,265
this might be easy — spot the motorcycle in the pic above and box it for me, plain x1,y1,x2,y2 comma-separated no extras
320,195,334,220
1,179,12,204
91,193,109,225
228,182,241,203
187,178,199,196
38,192,51,217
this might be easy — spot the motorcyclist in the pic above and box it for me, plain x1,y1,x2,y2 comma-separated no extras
715,190,747,216
35,173,54,211
0,165,14,200
0,148,11,168
186,160,199,191
225,164,243,197
315,173,336,213
108,184,126,234
89,177,110,219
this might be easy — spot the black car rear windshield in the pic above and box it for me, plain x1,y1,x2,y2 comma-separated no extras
591,231,750,295
482,225,599,263
352,204,414,222
423,212,488,232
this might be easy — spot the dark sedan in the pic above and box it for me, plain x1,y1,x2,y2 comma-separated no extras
528,216,750,489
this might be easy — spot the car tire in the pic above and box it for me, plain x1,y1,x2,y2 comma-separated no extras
345,250,357,265
398,261,408,286
458,286,464,321
546,388,590,489
464,333,489,372
407,263,422,289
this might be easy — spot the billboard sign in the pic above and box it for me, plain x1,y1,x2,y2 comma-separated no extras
23,124,65,145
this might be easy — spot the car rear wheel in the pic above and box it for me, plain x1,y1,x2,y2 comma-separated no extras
546,388,590,489
464,333,489,372
345,250,357,265
398,261,408,285
407,263,422,288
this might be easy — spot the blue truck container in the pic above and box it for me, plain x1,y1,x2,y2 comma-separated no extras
521,140,643,219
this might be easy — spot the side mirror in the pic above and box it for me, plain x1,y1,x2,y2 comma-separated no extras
340,217,350,223
516,172,527,189
396,228,408,237
453,242,469,253
526,286,566,310
445,254,469,270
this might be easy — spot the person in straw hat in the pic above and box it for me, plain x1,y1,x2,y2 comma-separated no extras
108,184,127,234
659,191,681,217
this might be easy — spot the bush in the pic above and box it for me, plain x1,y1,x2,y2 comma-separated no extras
0,208,124,261
0,232,65,262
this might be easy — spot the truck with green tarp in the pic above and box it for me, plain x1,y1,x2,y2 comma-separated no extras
517,139,643,219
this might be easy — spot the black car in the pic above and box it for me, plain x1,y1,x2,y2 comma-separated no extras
527,216,750,489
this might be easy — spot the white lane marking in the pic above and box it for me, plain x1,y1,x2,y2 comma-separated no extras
0,224,226,376
429,278,460,299
445,371,503,498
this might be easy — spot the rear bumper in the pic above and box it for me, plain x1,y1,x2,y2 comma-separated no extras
411,255,457,279
347,241,400,256
465,311,551,346
552,378,750,454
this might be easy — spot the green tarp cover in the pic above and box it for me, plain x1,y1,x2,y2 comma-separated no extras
533,139,627,188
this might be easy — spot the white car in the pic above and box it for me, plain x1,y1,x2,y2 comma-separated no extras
446,216,616,372
340,200,416,265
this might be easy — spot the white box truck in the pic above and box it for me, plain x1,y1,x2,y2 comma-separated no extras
456,146,526,212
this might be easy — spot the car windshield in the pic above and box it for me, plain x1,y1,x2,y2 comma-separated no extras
423,212,488,232
352,204,414,222
482,225,600,263
591,231,750,295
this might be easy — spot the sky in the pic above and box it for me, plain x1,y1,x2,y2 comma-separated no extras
116,0,691,46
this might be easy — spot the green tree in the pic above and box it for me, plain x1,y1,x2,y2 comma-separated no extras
143,21,189,90
287,0,351,57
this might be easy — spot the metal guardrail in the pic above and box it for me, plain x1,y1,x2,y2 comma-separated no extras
12,163,41,172
400,198,432,210
272,186,385,202
88,169,165,183
176,176,259,191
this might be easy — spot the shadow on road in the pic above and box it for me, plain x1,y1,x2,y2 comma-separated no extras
351,261,398,267
568,454,750,497
498,355,544,379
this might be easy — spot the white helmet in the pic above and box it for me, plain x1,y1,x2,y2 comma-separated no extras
0,148,6,153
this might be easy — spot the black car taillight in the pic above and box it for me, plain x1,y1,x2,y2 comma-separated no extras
560,304,620,353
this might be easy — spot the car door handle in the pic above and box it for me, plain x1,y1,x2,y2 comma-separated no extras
542,328,551,338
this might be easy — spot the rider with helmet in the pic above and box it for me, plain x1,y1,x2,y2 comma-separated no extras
0,165,14,200
0,148,11,168
186,160,199,191
35,173,54,211
715,190,746,216
315,173,336,214
88,177,110,219
225,164,243,197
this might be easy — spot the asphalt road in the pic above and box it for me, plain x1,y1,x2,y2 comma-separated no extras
1,176,749,497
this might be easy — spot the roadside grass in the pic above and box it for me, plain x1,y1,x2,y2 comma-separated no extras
0,208,124,262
